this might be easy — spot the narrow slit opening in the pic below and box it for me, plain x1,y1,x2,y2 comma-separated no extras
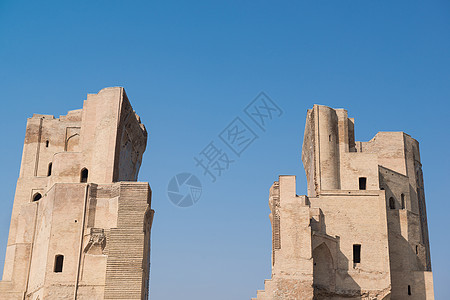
359,177,366,190
54,255,64,273
80,168,88,183
353,244,361,264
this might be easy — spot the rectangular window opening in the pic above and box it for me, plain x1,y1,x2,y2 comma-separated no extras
408,285,412,295
353,244,361,264
359,177,367,190
54,255,64,273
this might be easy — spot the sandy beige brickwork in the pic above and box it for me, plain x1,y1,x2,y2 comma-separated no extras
253,104,434,300
0,87,154,300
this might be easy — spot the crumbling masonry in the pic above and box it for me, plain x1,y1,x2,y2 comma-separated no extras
0,87,153,300
253,104,434,300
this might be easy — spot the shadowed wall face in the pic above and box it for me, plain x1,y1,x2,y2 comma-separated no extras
313,243,335,290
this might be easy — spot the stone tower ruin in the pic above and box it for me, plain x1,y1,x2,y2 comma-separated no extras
0,87,154,300
253,104,434,299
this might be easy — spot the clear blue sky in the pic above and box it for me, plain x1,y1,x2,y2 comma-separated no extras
1,1,449,299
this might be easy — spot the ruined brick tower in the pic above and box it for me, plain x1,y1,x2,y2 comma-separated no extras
253,105,434,300
0,87,154,300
